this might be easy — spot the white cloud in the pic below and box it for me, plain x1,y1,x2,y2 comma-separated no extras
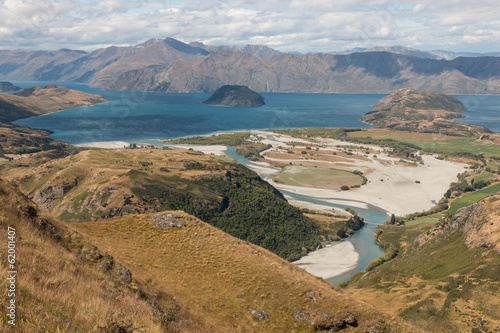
0,0,498,53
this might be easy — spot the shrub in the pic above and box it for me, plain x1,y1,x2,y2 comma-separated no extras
340,185,349,191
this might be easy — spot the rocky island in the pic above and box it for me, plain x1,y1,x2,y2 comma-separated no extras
0,81,21,92
362,88,491,137
202,85,265,107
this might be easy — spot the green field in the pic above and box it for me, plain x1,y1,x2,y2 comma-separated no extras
413,138,500,158
405,215,442,226
407,183,500,225
445,182,500,215
273,166,363,189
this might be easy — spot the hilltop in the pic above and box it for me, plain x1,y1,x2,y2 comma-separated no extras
0,176,418,331
74,209,417,332
203,85,265,107
345,195,500,332
362,89,492,137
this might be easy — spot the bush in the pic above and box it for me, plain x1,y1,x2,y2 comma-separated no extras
340,185,349,191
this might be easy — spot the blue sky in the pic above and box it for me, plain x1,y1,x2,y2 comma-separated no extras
1,0,499,53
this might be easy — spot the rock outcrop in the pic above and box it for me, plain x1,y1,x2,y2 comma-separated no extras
415,195,500,252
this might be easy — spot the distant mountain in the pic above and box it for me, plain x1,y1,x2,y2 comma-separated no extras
430,49,500,60
333,45,500,60
1,38,500,94
362,45,440,59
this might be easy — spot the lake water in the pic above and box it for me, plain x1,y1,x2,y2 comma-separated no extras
10,81,500,284
12,81,500,143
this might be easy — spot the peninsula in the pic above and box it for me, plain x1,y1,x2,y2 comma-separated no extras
0,81,21,92
361,88,491,137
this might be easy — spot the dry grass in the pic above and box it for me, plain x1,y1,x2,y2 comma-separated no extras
74,211,420,332
0,178,188,332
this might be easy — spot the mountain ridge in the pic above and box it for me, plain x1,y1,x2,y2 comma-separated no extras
1,37,500,94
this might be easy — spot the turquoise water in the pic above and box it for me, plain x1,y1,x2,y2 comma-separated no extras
11,80,380,143
224,146,387,285
9,81,500,284
11,81,500,143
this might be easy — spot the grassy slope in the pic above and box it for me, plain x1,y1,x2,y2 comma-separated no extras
0,178,189,332
3,148,321,260
74,210,418,332
408,182,500,225
346,196,500,332
0,85,107,122
347,128,500,158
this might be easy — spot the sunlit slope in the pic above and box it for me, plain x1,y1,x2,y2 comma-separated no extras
346,195,500,332
75,210,419,332
0,178,187,332
5,148,321,260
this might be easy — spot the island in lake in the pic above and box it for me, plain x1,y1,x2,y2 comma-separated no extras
202,85,265,107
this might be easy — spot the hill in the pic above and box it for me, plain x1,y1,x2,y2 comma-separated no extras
345,195,500,332
361,89,492,137
1,38,500,94
0,84,107,122
0,177,418,332
0,177,189,331
203,85,265,107
74,209,418,332
3,148,323,261
0,81,20,92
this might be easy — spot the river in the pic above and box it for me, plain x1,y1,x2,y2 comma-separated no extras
223,146,387,285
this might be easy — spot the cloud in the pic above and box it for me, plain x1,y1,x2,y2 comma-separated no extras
0,0,498,53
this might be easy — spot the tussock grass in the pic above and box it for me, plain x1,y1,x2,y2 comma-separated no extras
75,210,418,332
0,179,189,332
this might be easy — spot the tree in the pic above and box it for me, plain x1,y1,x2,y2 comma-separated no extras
389,214,396,225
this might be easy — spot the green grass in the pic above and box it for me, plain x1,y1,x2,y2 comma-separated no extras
406,215,442,226
474,172,495,183
416,138,500,157
446,183,500,215
273,166,363,189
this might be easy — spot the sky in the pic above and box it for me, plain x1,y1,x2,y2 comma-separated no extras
1,0,499,53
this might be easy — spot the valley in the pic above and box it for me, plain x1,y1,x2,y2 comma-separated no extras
0,81,499,332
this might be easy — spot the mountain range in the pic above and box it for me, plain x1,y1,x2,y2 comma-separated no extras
1,38,500,94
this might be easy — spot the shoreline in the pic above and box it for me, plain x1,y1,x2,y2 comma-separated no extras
72,130,469,281
294,240,360,279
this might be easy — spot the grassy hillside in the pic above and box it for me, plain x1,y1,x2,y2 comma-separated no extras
345,195,500,332
74,209,418,332
0,84,107,122
0,122,72,157
4,148,321,260
0,178,188,332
